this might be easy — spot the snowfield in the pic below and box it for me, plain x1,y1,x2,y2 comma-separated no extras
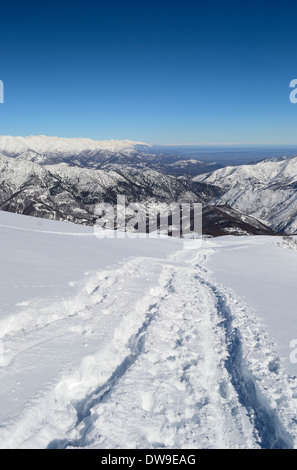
1,211,297,449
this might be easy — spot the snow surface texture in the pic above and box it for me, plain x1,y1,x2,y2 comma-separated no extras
194,156,297,234
274,236,297,252
1,212,297,449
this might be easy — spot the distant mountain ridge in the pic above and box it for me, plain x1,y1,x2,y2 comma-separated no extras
0,135,224,177
0,135,150,154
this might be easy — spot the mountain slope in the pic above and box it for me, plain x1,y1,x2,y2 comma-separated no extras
0,153,220,225
194,156,297,234
202,205,275,237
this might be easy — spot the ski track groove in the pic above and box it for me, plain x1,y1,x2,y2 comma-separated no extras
194,270,294,449
47,299,165,449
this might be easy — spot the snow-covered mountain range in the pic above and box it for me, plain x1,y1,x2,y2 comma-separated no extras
0,135,149,155
0,149,274,236
0,135,223,176
1,135,296,236
0,152,222,225
194,155,297,234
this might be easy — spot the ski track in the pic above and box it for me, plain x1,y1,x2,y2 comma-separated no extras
1,246,297,449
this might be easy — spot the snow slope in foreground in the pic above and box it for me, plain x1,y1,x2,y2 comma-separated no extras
0,211,176,315
1,212,297,449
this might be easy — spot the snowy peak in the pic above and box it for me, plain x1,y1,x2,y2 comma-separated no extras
0,135,151,156
194,156,297,234
195,155,297,188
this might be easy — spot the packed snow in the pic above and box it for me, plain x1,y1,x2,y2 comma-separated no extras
1,211,297,449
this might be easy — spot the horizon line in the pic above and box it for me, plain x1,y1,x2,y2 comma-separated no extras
1,134,297,147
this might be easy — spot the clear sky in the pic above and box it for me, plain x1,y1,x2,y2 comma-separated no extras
1,0,297,144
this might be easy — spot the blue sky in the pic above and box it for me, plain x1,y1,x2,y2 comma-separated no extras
1,0,297,144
